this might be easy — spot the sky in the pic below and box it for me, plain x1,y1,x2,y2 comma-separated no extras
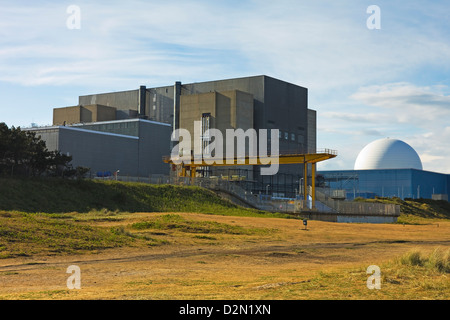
1,0,449,173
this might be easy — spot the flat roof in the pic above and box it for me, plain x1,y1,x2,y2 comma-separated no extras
80,75,308,95
318,168,450,177
24,125,139,140
24,118,171,131
59,126,139,140
70,118,172,127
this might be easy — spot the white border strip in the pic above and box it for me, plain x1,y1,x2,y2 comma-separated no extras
70,118,172,127
60,126,139,140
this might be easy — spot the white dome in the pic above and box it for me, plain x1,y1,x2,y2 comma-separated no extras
354,138,423,170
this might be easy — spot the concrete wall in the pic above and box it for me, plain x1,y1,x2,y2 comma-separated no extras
302,213,398,223
53,106,81,125
180,91,217,138
179,90,254,144
53,104,117,125
91,104,116,122
81,104,116,123
149,76,266,129
179,90,254,177
147,86,175,125
79,89,141,117
228,90,254,130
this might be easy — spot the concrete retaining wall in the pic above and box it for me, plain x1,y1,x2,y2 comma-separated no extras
302,212,398,224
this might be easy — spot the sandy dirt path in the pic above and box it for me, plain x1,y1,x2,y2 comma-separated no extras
0,213,449,299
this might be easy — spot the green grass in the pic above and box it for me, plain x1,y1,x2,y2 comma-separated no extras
0,211,136,258
0,177,292,219
0,177,293,258
130,214,275,235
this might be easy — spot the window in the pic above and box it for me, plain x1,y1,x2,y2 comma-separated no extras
284,132,288,140
291,133,295,141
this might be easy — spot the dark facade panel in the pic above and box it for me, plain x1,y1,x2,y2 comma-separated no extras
58,127,140,176
137,120,172,177
28,119,172,178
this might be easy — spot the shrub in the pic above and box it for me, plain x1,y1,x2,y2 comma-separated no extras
399,248,450,273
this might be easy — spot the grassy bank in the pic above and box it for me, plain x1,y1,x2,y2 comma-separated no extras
0,177,290,258
354,196,450,223
0,210,276,258
0,210,136,258
0,177,291,218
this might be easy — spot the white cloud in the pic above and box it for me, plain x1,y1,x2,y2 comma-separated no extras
2,1,450,90
350,83,450,127
1,1,450,173
344,83,450,173
321,111,391,124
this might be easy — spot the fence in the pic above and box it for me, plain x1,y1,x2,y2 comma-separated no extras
188,177,276,211
95,174,400,217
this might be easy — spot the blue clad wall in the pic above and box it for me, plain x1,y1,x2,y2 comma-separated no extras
358,169,413,199
318,168,449,200
411,169,449,199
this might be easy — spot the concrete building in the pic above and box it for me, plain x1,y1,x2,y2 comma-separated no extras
318,138,450,201
53,104,118,126
78,76,315,154
73,75,317,196
26,118,172,178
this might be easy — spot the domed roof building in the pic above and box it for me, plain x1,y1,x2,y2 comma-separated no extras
318,138,449,202
354,138,422,170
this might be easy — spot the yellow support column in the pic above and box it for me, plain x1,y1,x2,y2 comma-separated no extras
191,167,197,185
303,163,308,203
311,162,316,209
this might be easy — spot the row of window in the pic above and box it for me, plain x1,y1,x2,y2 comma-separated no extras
279,130,303,143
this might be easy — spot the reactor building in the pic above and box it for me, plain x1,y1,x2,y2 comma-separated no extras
26,75,317,197
25,74,449,203
318,138,450,201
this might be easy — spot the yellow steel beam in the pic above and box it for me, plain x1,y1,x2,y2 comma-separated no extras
303,161,308,202
163,150,337,168
164,150,337,210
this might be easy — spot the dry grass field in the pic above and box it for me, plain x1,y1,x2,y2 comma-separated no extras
0,210,449,300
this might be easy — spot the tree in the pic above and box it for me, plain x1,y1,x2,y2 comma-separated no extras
0,122,86,178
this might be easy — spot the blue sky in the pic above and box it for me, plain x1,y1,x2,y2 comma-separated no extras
1,0,450,173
